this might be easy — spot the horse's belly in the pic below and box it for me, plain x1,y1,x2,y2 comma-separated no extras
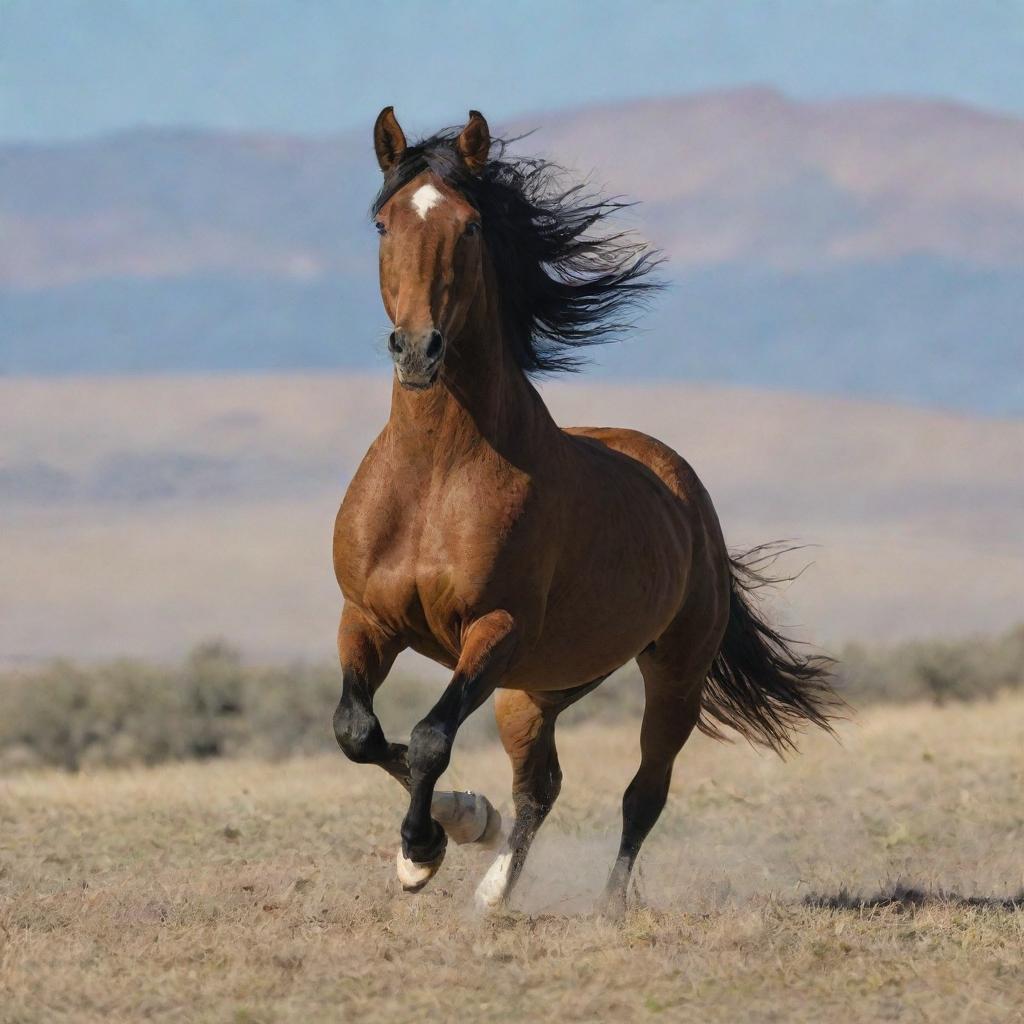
505,558,687,690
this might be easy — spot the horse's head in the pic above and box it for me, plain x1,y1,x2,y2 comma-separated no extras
372,107,490,391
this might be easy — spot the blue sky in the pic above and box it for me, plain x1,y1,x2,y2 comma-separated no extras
2,0,1023,141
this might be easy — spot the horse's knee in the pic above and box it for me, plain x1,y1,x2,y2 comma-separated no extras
512,751,562,821
333,696,385,764
408,719,451,779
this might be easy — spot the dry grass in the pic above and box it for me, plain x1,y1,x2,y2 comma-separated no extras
2,695,1023,1023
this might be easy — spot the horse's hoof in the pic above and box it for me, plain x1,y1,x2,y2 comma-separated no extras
432,791,502,847
396,845,446,893
479,800,503,848
474,849,513,913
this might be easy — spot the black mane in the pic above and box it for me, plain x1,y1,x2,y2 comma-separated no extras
372,128,662,375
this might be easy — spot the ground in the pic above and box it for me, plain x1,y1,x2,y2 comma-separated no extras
1,695,1022,1023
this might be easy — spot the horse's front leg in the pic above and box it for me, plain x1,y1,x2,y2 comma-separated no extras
332,603,410,781
397,610,517,892
333,603,501,851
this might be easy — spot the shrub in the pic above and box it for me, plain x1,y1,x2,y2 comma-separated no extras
834,625,1024,706
1,625,1021,774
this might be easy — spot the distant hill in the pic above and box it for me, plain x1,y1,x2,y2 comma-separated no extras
3,373,1022,663
2,89,1023,413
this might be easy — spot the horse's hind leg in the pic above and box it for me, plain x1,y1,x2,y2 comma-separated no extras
475,681,601,912
599,647,707,917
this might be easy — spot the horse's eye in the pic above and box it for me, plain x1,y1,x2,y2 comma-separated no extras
464,221,481,237
375,221,387,236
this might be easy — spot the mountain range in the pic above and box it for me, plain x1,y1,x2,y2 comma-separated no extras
2,88,1022,414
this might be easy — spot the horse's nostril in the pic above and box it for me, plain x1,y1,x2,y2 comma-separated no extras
426,330,444,360
388,331,404,355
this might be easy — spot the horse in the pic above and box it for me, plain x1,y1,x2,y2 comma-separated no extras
332,106,837,915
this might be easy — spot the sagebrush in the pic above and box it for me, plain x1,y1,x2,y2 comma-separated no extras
2,625,1022,773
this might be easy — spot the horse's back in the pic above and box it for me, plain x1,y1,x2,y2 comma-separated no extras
563,426,718,525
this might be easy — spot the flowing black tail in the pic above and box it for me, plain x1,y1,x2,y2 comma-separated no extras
699,546,841,754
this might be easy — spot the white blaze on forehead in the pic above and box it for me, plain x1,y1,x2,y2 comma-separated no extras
411,183,444,219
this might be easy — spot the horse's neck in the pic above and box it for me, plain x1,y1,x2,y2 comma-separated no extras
386,321,557,470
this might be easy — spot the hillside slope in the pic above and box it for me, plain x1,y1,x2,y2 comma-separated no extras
2,90,1022,412
3,373,1021,663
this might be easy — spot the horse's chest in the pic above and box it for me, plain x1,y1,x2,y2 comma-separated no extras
335,464,531,638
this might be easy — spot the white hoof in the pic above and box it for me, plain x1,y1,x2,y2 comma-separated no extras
396,846,445,893
432,791,502,846
474,849,514,912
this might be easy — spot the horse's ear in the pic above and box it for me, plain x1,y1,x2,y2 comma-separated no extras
457,110,490,174
373,106,407,173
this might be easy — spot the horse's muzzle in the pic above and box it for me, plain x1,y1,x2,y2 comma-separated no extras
390,327,444,390
395,363,441,390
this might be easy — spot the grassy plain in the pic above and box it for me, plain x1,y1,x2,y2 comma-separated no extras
2,694,1022,1023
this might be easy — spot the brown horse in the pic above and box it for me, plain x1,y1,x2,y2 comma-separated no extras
332,107,837,914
